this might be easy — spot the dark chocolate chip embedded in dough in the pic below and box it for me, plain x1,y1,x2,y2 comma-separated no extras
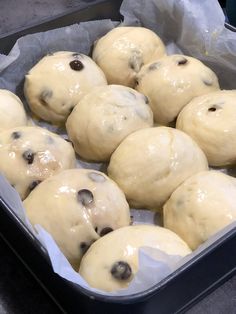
143,95,149,104
208,104,222,112
11,131,21,139
177,57,188,65
100,227,113,237
111,261,132,280
22,149,35,164
77,189,94,206
80,242,90,254
28,180,41,192
70,60,84,71
88,172,106,183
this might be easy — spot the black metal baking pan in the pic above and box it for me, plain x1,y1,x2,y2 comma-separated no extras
0,1,236,313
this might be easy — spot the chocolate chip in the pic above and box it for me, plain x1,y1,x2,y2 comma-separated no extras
177,57,188,65
80,242,90,254
22,150,35,164
134,79,139,86
77,189,94,206
88,172,106,183
28,180,41,192
11,131,21,139
208,104,222,112
95,227,98,233
111,261,132,280
143,95,149,104
100,227,113,237
70,60,84,71
202,78,213,86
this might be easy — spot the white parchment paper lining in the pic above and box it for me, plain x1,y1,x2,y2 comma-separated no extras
0,0,236,296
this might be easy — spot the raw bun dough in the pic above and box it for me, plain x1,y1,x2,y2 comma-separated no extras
24,51,107,124
0,89,28,131
164,171,236,250
176,90,236,166
24,168,130,269
92,27,166,88
108,127,208,210
136,54,220,125
79,225,191,291
0,126,76,199
66,85,153,161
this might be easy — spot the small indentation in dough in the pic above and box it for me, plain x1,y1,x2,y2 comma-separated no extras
39,89,53,106
110,261,132,280
77,189,94,206
129,49,143,72
202,77,213,86
88,172,106,183
148,62,162,71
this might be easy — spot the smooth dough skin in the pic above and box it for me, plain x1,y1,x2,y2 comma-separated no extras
79,225,191,291
108,127,208,210
24,169,130,269
24,51,107,124
164,171,236,250
135,54,220,125
92,27,166,88
0,126,76,199
66,85,153,161
176,90,236,167
0,89,28,131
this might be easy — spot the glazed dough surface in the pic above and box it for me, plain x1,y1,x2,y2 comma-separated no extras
136,54,219,125
108,127,208,210
79,225,191,291
92,27,166,87
0,89,28,131
24,168,130,269
177,90,236,166
24,51,107,124
164,171,236,250
0,126,76,199
66,85,153,161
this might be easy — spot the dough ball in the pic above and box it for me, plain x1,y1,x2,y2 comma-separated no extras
24,168,130,269
176,90,236,166
92,27,166,88
79,225,191,291
24,51,107,124
164,171,236,250
135,54,220,125
0,89,28,131
108,127,208,210
66,85,153,161
0,126,76,199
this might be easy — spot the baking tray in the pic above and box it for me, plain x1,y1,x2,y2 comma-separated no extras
0,1,236,313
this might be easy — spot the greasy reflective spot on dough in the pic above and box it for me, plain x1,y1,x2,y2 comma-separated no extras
11,131,21,139
100,227,113,237
22,149,35,164
28,180,41,192
77,189,94,206
111,261,132,280
39,89,53,106
88,172,106,183
70,60,84,71
148,62,161,71
177,57,188,65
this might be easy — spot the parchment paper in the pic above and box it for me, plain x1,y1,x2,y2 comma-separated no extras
0,0,236,296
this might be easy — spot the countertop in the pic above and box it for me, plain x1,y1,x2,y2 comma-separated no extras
0,0,236,313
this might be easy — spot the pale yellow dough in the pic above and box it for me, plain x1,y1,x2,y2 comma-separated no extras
66,85,153,161
177,90,236,166
79,225,191,291
0,89,28,131
92,27,166,87
24,168,130,269
164,171,236,250
108,127,208,210
136,54,220,125
0,126,76,199
24,51,107,124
